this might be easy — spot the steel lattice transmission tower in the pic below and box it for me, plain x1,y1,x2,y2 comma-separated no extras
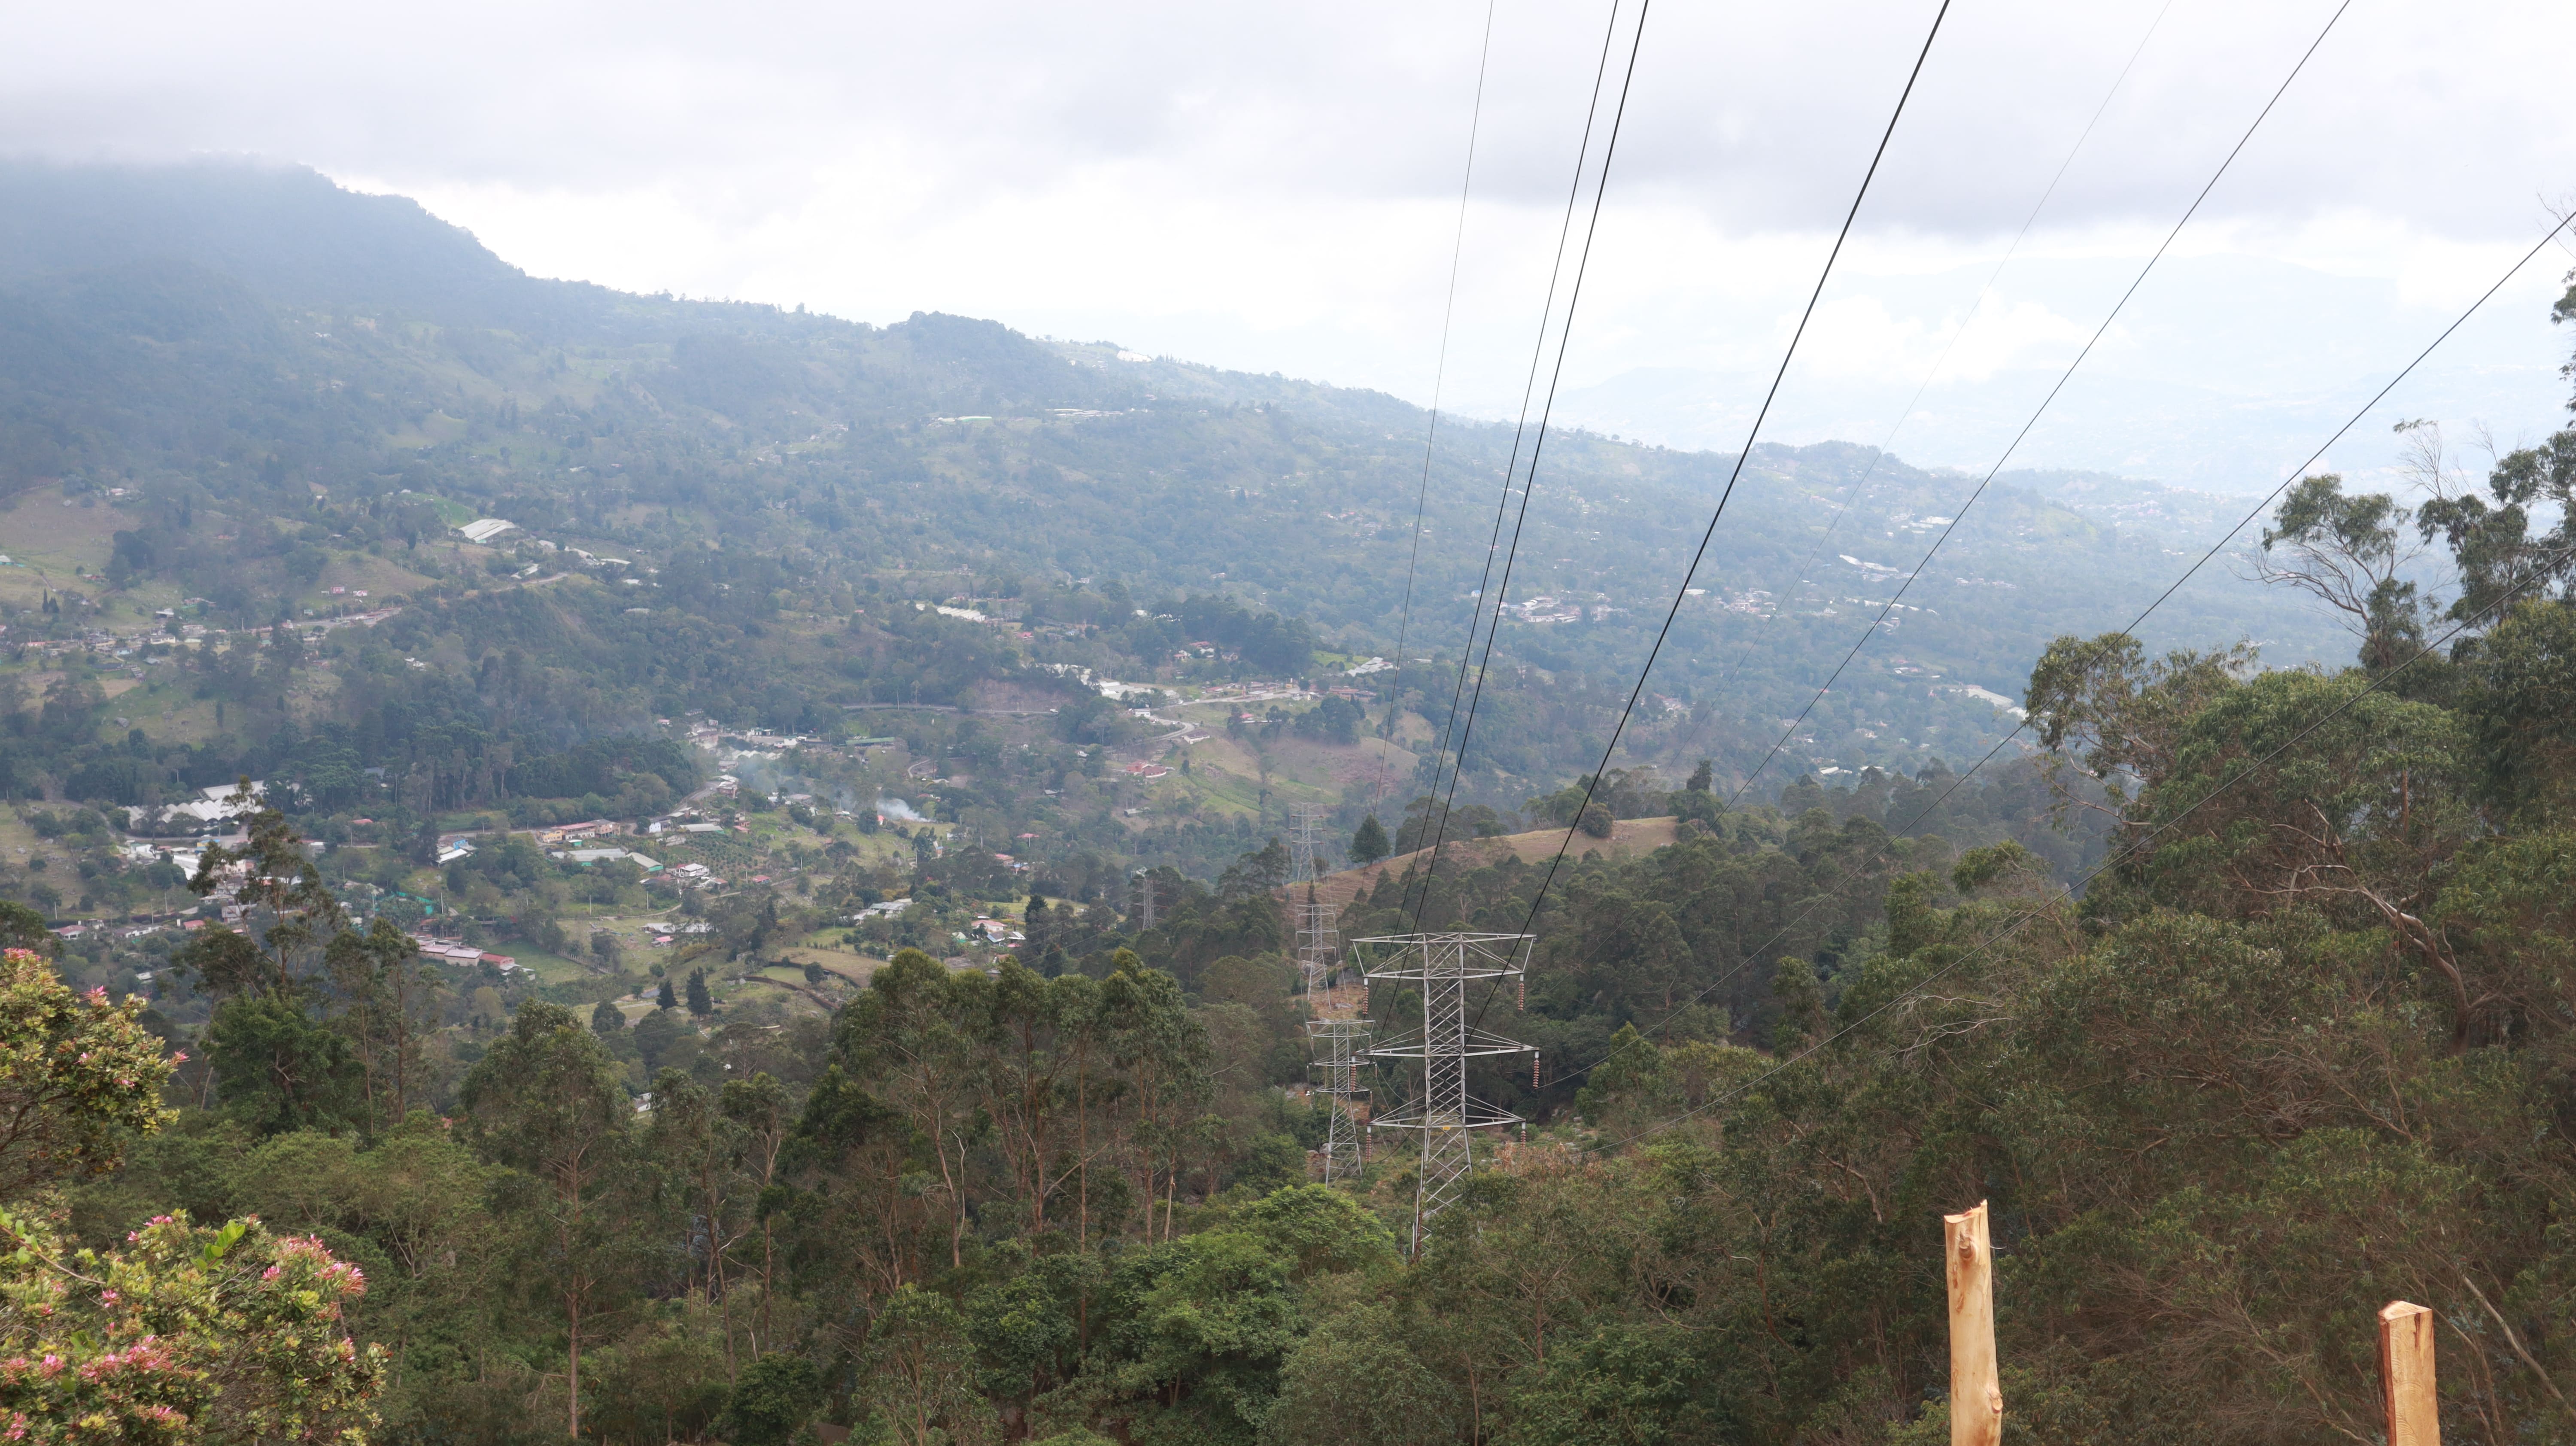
1357,931,1535,1255
1128,869,1157,930
1286,803,1330,885
1306,1012,1371,1181
1287,805,1337,995
1294,892,1340,996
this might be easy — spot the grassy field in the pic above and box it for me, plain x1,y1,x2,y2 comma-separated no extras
0,487,123,591
504,948,595,986
314,551,437,601
1139,730,1410,823
775,943,888,985
100,676,225,747
1303,815,1683,913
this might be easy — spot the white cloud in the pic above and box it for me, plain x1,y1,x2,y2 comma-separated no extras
3,0,2572,480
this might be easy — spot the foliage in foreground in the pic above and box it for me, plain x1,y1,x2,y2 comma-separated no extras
0,946,380,1442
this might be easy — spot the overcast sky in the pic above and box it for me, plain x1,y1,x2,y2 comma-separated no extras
6,0,2574,489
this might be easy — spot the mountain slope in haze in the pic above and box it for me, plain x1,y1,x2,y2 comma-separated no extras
0,159,2364,833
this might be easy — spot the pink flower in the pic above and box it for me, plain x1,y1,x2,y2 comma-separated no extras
171,1052,188,1063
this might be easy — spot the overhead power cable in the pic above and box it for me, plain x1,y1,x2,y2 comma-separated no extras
1405,0,1629,920
1409,0,1683,927
1670,0,2176,767
1443,0,1955,949
1725,0,2356,811
1543,200,2576,1094
1376,0,1502,812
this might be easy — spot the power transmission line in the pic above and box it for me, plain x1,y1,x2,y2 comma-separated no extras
1363,3,1634,1242
1668,0,2177,767
1408,0,1672,929
1724,0,2356,811
1541,202,2576,1095
1467,0,2350,1044
1406,0,1630,924
1432,0,1956,950
1377,0,1501,812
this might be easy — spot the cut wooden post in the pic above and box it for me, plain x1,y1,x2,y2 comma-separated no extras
1944,1200,2002,1446
2380,1300,2439,1446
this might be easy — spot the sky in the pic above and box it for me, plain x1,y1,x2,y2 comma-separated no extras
5,0,2573,492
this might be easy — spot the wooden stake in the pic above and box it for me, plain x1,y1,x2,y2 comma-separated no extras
1944,1200,2002,1446
2380,1300,2439,1446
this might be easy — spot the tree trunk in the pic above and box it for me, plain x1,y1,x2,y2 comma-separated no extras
567,1292,583,1440
711,1175,736,1376
391,965,410,1121
1944,1201,2001,1446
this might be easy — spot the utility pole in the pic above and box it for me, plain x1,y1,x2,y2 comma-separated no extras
1357,931,1535,1256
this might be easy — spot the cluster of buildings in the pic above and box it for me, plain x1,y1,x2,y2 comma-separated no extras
125,782,268,833
1195,680,1319,706
456,517,641,576
677,716,811,770
408,934,522,972
1506,595,1585,626
554,846,659,870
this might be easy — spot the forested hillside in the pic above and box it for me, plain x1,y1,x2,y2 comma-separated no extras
0,159,2348,822
2,157,2573,1446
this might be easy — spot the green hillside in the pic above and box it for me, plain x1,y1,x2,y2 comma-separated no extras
0,161,2351,831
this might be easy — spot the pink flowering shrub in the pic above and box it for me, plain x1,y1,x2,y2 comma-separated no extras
0,950,383,1440
0,1210,383,1443
0,949,174,1202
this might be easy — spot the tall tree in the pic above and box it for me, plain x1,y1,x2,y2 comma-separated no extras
647,1067,752,1373
323,917,441,1128
1349,815,1391,867
459,1002,630,1440
831,950,987,1267
1100,956,1209,1242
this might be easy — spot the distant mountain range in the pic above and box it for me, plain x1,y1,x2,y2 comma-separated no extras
1543,249,2572,492
0,159,2376,798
